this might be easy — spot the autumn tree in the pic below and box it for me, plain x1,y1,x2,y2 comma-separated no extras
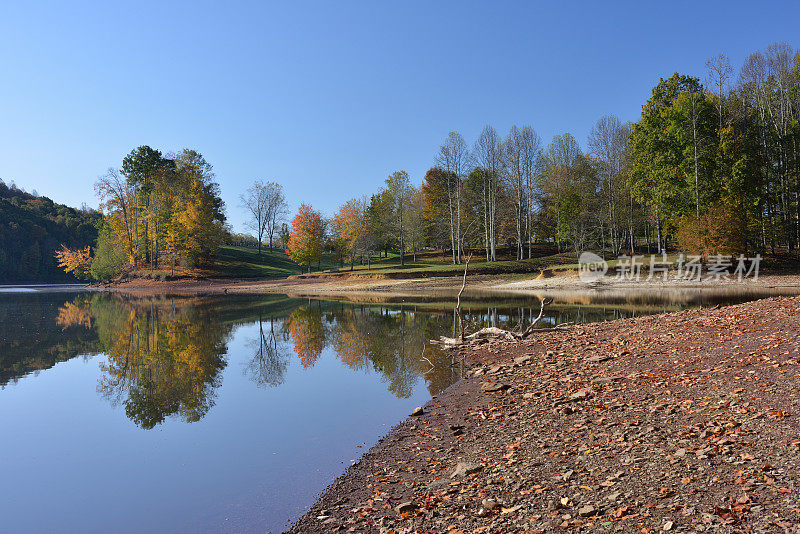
333,196,375,269
54,245,92,280
288,204,324,272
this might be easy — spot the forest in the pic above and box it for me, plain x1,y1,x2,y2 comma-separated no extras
0,180,100,282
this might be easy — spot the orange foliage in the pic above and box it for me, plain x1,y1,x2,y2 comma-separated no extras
285,308,325,368
54,244,93,279
676,204,748,258
333,197,369,259
288,204,324,268
56,299,93,330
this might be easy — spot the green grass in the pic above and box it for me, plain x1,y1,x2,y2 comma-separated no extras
315,249,579,278
207,246,304,279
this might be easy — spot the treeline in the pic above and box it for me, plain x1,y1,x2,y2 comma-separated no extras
301,42,798,267
58,146,228,280
0,180,100,282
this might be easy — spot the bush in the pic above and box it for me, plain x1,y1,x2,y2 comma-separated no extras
676,204,747,258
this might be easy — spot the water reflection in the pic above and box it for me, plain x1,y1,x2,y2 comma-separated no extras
43,294,465,427
244,316,289,388
92,298,231,429
2,286,798,428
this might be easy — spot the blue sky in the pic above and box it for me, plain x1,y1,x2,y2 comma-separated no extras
1,1,798,232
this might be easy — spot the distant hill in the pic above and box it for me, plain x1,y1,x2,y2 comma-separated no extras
0,180,101,283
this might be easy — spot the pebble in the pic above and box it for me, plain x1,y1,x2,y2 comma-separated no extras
450,461,482,478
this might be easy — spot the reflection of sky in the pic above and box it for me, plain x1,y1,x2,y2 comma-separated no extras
0,320,434,533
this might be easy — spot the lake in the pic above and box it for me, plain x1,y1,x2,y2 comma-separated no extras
0,286,796,533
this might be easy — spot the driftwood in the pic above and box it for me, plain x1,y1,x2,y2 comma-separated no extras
432,297,565,348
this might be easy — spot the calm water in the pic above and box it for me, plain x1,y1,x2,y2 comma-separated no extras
0,287,797,533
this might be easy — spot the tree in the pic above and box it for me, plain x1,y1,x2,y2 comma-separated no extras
288,204,324,272
629,74,712,251
240,180,271,257
420,167,453,253
383,171,413,266
588,115,633,255
54,245,92,280
333,197,375,269
472,126,503,261
705,53,733,135
435,132,470,263
264,183,288,250
503,125,542,259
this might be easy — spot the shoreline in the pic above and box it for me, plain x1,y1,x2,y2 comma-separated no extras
95,271,800,299
287,295,800,532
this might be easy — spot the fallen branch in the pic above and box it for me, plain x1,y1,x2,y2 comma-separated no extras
432,298,567,348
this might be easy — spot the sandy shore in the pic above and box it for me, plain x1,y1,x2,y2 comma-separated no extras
99,271,800,299
288,296,800,533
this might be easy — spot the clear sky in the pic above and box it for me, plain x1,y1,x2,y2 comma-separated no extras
1,1,798,232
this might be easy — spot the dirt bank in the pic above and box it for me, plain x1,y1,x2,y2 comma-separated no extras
99,271,800,298
288,296,800,533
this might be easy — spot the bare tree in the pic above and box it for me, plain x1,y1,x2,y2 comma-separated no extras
240,180,271,256
705,53,733,134
589,115,632,255
435,132,470,263
472,125,503,261
241,181,288,255
264,182,288,250
504,125,542,259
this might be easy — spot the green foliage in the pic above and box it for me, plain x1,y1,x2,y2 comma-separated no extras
0,181,101,282
91,222,126,281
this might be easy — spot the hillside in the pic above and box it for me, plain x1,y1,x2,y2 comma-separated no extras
0,181,101,283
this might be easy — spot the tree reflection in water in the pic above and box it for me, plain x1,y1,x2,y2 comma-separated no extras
41,288,800,429
95,297,231,429
52,295,463,428
57,295,231,429
244,315,289,387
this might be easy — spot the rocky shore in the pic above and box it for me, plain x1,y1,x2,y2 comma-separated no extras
288,296,800,533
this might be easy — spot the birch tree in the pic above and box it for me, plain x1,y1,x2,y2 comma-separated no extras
472,125,503,261
435,132,470,263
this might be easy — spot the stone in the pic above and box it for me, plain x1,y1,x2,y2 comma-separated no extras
410,407,424,416
481,498,499,510
514,355,532,365
395,502,417,514
587,355,611,363
578,504,597,517
569,388,592,402
663,520,674,531
450,461,482,478
482,382,511,393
